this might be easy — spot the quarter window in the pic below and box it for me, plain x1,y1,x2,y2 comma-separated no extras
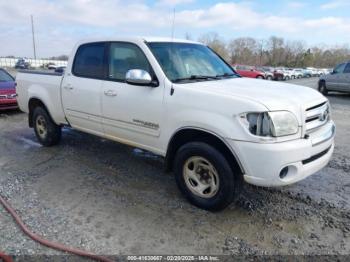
73,43,106,79
108,42,151,81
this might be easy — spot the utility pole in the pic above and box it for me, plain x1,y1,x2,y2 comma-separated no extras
31,15,37,59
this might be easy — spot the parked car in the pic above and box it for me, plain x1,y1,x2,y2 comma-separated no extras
54,66,66,73
303,68,313,78
0,68,18,110
255,67,274,80
234,65,265,79
285,69,296,79
16,37,335,211
14,58,30,69
318,61,350,95
294,69,304,78
275,68,293,80
46,63,58,70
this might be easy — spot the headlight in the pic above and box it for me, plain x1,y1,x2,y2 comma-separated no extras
240,111,299,137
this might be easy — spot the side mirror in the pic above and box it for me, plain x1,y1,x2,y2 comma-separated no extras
126,69,155,86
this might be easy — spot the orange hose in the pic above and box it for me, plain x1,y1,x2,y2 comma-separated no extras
0,251,14,262
0,195,114,262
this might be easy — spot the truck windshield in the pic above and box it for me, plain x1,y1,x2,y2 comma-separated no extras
147,42,238,83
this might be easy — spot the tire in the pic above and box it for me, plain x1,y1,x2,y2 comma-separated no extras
256,75,264,79
285,76,290,81
174,142,241,211
33,107,61,146
266,75,273,81
318,81,328,96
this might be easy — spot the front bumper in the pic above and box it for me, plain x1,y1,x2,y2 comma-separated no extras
0,99,18,110
228,121,335,187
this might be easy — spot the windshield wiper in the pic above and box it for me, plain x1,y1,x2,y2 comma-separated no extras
173,75,218,83
216,73,238,78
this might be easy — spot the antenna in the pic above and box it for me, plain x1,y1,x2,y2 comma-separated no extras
171,8,176,40
31,15,37,59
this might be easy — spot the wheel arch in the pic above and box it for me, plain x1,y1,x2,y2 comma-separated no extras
165,127,244,176
28,97,53,128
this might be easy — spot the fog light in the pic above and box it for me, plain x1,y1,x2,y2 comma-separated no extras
279,167,289,179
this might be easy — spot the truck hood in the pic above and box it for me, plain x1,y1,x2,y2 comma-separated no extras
179,77,326,113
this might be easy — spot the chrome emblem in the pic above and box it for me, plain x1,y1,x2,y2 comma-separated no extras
319,109,329,121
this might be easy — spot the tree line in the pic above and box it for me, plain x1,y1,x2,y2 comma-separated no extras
196,33,350,68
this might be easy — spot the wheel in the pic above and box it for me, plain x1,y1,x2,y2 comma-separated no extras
277,75,283,81
33,107,61,146
318,81,328,96
174,142,241,211
256,75,264,79
285,76,290,81
266,75,273,81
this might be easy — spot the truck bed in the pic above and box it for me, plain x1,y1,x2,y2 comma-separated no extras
16,70,67,125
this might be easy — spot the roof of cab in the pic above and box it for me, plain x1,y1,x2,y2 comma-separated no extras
75,36,202,46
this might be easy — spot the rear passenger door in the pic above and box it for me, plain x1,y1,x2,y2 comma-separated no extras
61,42,107,136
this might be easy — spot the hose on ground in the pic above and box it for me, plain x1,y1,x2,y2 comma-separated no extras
0,195,114,262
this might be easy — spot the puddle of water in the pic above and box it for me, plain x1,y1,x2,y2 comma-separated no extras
132,148,159,159
19,137,42,148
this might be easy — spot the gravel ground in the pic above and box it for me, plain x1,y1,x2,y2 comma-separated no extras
0,76,349,260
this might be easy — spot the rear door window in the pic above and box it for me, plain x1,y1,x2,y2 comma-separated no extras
72,43,106,79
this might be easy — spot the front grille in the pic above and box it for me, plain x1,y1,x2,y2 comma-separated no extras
302,146,331,165
305,102,329,133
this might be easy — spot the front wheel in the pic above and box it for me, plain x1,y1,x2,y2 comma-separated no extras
266,75,273,81
256,75,264,79
174,142,241,211
33,107,61,146
318,81,328,96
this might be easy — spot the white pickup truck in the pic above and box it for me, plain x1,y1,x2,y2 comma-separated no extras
16,37,335,211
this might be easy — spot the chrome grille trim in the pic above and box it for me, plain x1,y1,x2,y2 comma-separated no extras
305,102,330,133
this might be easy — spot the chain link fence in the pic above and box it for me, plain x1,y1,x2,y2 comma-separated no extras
0,57,68,68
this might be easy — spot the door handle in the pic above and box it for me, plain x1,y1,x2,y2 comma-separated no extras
64,84,74,90
104,90,117,97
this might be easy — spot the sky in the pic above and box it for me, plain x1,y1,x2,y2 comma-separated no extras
0,0,349,57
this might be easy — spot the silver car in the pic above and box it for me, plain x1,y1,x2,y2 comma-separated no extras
319,61,350,95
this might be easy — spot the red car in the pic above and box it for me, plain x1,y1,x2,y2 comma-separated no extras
0,68,18,110
233,65,265,79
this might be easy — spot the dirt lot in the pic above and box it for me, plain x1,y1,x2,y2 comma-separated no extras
0,77,350,259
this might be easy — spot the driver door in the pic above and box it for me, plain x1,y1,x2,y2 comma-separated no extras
327,63,346,90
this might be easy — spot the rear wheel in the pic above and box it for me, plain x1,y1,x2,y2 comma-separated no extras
256,75,264,79
174,142,241,211
285,76,290,81
33,107,61,146
266,75,273,81
318,81,328,96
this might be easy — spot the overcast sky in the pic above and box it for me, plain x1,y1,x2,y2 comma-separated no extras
0,0,349,58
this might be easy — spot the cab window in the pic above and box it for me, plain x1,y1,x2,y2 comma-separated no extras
72,43,106,79
333,63,346,74
108,42,151,81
